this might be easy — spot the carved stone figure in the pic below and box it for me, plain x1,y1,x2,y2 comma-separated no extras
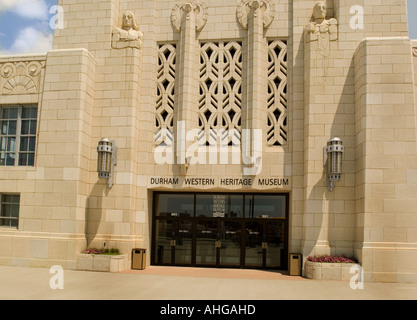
304,1,338,82
305,1,338,57
112,11,144,49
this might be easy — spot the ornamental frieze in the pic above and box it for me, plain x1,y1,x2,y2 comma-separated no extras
0,59,45,95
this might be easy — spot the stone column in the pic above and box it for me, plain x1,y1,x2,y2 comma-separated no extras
354,37,417,282
39,48,96,265
247,1,266,135
171,1,208,168
302,1,338,257
85,8,144,253
237,0,275,176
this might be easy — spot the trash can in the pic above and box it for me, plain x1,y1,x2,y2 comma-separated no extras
131,248,146,270
289,253,302,276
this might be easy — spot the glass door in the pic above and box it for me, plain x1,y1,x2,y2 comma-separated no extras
219,220,242,267
154,219,193,265
265,220,286,268
175,220,193,265
195,220,218,266
154,219,174,265
153,192,288,270
244,221,264,267
243,220,286,268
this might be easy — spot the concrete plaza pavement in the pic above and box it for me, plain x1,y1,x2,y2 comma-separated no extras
0,265,416,300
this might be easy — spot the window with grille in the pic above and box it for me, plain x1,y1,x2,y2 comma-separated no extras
0,105,37,167
267,40,288,146
198,41,243,146
0,194,20,228
155,43,176,146
154,39,288,148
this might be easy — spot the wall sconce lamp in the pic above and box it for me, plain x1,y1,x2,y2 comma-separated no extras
97,138,117,188
323,137,344,192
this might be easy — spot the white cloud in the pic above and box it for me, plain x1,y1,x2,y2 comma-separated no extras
12,0,48,20
0,0,53,55
0,0,48,20
8,26,53,54
0,0,22,12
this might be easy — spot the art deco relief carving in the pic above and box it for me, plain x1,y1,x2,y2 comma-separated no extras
112,10,144,49
171,0,208,32
305,1,338,56
237,0,275,30
413,47,417,57
0,60,45,95
304,1,338,82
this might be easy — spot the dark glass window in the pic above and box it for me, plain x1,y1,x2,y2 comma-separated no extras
0,194,20,228
0,105,37,167
0,107,18,166
253,195,286,218
155,193,194,217
195,194,243,218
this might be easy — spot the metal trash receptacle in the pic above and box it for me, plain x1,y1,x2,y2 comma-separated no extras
289,253,302,276
132,248,146,270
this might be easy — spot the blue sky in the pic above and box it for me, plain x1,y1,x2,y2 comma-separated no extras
0,0,416,55
408,0,417,39
0,0,57,54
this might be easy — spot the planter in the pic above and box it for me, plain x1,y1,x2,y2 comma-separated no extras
305,260,361,281
76,253,128,273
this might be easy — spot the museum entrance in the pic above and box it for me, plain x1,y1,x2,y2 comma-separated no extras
152,192,288,270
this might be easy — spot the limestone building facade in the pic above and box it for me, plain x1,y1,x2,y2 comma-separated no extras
1,0,417,283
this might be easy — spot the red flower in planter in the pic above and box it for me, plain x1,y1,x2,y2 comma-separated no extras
307,254,357,263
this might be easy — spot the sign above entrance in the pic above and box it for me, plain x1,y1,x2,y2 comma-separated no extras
148,176,290,189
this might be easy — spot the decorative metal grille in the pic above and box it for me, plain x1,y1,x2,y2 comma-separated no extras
198,41,243,146
267,40,288,146
155,43,176,145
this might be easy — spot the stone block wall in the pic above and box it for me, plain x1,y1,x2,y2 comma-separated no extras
0,0,416,282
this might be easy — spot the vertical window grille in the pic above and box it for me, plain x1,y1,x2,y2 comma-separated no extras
155,43,176,146
267,40,288,146
199,41,243,146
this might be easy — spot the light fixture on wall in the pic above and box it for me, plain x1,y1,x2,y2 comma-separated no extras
323,137,344,192
97,138,117,188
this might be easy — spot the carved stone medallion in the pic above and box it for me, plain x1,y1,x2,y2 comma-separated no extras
236,0,275,30
171,0,208,32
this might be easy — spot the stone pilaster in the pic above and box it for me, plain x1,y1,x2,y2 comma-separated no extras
238,0,275,176
302,1,338,258
354,37,417,282
171,1,208,167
